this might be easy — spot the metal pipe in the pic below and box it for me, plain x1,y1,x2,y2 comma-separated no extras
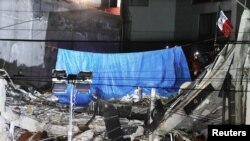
170,132,174,141
236,0,250,10
68,84,74,141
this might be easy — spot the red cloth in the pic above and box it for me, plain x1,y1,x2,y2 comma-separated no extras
217,10,233,38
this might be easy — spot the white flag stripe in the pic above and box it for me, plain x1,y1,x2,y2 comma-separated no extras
217,11,228,31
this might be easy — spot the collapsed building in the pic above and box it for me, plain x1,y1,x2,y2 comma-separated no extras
0,46,191,140
0,0,249,141
152,9,250,140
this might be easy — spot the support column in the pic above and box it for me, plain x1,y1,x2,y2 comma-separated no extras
149,88,156,141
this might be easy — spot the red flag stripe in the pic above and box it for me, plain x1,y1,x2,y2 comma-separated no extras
222,20,233,38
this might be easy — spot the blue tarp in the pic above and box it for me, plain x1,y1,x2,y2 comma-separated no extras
54,86,92,106
55,47,191,106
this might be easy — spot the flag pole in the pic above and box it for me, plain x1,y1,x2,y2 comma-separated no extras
214,4,220,51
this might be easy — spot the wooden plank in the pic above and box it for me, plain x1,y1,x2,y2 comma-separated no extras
17,131,33,141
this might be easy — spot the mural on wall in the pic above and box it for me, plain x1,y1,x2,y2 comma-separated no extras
0,0,122,89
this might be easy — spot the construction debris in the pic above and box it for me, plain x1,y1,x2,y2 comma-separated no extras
0,9,249,141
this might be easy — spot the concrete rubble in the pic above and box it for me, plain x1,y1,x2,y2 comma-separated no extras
0,69,152,141
0,67,205,141
0,8,249,141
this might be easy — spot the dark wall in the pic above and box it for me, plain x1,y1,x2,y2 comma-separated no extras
46,9,122,51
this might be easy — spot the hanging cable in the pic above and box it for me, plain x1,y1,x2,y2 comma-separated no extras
0,19,39,30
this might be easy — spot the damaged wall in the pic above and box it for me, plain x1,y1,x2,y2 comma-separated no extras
46,9,122,51
0,0,46,67
229,9,250,124
0,0,122,89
